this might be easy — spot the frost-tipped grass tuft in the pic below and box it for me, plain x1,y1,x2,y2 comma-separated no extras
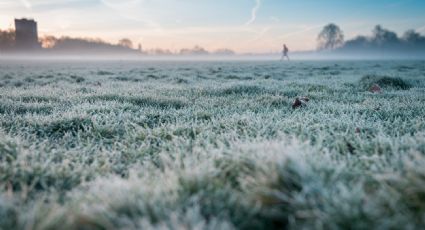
86,94,186,109
359,75,411,90
0,61,424,229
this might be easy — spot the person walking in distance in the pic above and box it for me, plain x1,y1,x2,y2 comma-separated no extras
281,44,290,61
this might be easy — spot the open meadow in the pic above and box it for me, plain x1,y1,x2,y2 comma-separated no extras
0,60,425,229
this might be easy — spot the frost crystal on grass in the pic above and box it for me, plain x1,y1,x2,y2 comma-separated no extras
0,60,424,229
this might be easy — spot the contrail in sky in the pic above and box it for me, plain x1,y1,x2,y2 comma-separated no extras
245,0,261,26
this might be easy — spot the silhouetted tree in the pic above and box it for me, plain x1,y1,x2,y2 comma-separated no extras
317,23,344,50
0,29,15,51
118,38,133,49
403,30,425,43
372,25,399,45
331,25,425,57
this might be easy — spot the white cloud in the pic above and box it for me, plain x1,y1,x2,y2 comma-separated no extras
20,0,32,9
245,0,261,26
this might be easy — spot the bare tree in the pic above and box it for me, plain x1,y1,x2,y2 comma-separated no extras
118,38,133,49
0,29,15,51
372,25,398,44
403,29,425,44
317,23,344,50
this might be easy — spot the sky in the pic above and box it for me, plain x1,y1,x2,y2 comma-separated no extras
1,0,425,53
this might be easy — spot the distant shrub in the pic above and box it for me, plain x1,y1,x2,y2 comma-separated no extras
359,75,411,90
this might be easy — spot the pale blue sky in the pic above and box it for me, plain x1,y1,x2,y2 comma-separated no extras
1,0,424,52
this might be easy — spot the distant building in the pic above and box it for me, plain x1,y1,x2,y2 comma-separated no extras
14,18,41,50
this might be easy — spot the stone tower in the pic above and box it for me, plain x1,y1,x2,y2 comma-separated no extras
14,18,40,50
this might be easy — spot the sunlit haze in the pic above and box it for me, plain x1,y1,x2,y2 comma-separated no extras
1,0,425,53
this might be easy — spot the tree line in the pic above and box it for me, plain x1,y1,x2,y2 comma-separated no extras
317,23,425,55
0,31,235,56
0,31,140,54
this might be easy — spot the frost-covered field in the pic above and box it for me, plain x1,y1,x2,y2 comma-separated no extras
0,60,425,229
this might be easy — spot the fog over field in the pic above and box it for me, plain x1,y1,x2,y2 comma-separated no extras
1,60,424,229
1,0,425,229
